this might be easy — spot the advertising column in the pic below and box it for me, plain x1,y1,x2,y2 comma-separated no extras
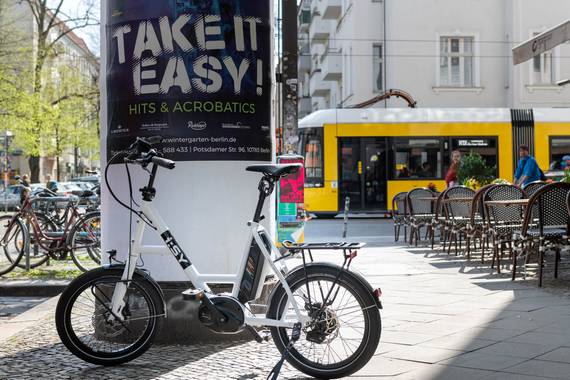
102,1,274,281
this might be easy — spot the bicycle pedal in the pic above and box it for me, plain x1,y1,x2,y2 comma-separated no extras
182,289,204,301
259,329,271,342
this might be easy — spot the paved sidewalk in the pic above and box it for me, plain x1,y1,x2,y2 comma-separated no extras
0,297,48,321
1,244,570,379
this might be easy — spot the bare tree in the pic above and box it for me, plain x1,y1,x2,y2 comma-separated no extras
20,0,99,182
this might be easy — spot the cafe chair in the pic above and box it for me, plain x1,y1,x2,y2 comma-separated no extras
392,192,408,242
406,188,436,247
515,183,570,287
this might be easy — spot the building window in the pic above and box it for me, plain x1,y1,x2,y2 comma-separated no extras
373,44,383,93
448,138,498,176
391,138,443,179
439,36,474,87
531,32,555,85
550,137,570,170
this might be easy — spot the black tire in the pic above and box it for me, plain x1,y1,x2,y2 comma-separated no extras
267,264,381,379
67,211,101,272
55,267,163,365
0,215,28,276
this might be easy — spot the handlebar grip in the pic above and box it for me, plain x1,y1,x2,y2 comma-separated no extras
151,156,176,170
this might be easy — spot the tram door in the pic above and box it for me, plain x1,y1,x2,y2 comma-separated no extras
339,138,387,211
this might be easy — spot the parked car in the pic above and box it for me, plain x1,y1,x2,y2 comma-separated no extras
0,185,23,210
70,175,100,185
57,182,84,197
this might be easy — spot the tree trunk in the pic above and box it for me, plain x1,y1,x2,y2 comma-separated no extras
56,155,60,181
28,156,40,183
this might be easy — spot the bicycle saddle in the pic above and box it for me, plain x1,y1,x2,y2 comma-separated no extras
246,164,302,177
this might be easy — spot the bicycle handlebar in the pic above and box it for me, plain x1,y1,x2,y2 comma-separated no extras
151,156,176,170
124,149,175,170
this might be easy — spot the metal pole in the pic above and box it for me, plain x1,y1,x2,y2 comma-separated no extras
342,196,350,238
281,0,299,153
4,132,7,213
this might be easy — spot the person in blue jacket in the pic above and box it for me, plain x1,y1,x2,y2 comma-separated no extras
514,144,541,187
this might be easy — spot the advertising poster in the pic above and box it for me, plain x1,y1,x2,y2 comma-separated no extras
277,156,305,245
106,0,272,162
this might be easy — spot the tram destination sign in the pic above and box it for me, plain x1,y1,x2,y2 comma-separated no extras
513,20,570,65
106,0,272,162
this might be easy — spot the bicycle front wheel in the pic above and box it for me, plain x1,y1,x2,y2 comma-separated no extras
267,264,381,379
0,215,28,276
68,212,101,272
55,267,163,365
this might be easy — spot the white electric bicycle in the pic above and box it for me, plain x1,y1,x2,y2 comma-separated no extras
55,137,382,379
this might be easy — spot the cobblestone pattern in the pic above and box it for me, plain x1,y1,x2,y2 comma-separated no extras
0,314,305,380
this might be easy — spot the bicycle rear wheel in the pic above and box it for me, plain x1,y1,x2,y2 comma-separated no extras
56,267,163,365
68,212,101,272
0,215,28,276
267,264,381,379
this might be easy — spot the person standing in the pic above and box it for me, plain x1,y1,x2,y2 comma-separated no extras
514,145,541,187
21,174,30,187
445,150,461,188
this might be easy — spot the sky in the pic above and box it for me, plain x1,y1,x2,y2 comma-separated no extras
50,0,101,56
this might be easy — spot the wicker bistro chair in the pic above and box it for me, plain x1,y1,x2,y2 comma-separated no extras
392,192,409,242
522,181,547,226
428,190,449,250
406,188,436,246
522,181,548,198
484,184,526,275
515,183,570,286
442,186,476,256
466,184,496,261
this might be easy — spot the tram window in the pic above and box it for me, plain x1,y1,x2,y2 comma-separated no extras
392,138,442,179
449,138,498,175
299,128,324,187
549,137,570,171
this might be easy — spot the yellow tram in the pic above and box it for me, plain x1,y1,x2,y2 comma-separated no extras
298,108,570,215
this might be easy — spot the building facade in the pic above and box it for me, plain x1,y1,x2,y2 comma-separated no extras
3,2,99,184
298,0,570,115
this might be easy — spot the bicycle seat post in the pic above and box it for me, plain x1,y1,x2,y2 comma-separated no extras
253,175,275,223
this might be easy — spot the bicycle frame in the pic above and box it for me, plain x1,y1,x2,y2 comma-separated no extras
110,199,308,329
20,198,79,253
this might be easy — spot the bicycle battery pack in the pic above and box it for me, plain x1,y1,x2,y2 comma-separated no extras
238,234,269,303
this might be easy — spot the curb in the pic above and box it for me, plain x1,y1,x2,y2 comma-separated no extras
0,280,69,297
0,295,59,343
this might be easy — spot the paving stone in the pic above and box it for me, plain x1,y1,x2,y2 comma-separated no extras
535,347,570,363
385,345,463,364
419,335,496,352
503,359,570,379
440,352,528,371
475,341,558,359
394,364,494,380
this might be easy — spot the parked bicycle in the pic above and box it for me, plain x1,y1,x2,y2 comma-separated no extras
55,137,382,379
0,185,101,275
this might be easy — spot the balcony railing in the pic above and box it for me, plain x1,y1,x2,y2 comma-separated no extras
321,49,341,81
310,70,331,97
322,0,341,20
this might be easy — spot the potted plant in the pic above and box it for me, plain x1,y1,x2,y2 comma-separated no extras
457,152,496,190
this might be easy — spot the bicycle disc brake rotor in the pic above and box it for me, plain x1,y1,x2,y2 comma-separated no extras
305,304,340,344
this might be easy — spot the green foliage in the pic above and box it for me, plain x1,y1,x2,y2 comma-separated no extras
0,1,100,175
457,152,496,186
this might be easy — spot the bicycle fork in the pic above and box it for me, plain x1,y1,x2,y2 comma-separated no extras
108,219,146,321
